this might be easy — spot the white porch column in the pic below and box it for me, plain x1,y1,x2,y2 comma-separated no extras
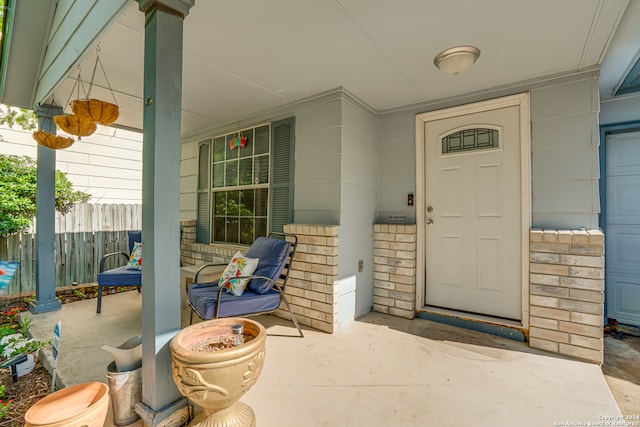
30,103,63,314
135,1,194,424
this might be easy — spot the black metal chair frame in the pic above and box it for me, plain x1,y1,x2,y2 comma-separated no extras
96,233,141,314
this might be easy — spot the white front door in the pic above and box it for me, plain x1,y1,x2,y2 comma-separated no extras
423,104,522,320
606,130,640,327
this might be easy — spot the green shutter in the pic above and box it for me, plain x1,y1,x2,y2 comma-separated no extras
196,140,211,243
269,117,295,233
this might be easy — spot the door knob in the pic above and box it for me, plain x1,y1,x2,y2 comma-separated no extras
426,219,434,225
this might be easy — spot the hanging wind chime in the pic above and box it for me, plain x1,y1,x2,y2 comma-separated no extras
229,130,248,150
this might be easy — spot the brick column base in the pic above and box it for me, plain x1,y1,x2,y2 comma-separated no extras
372,224,417,319
529,229,605,364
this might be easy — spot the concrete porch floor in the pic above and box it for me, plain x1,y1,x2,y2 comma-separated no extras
23,290,630,427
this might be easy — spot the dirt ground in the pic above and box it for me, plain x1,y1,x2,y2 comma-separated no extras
0,361,51,427
602,328,640,416
0,286,133,427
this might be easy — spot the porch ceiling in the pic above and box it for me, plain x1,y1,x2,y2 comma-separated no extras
8,0,640,138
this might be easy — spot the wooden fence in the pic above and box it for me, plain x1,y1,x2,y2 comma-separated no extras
0,204,142,295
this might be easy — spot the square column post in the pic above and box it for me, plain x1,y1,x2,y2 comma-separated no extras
135,1,194,425
30,103,63,314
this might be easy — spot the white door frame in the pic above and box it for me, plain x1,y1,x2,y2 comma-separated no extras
415,93,532,328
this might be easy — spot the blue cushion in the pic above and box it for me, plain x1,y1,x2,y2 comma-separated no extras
128,231,142,254
245,237,291,294
97,266,141,287
188,283,281,319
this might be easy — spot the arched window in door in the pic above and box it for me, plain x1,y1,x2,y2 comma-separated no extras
441,127,500,155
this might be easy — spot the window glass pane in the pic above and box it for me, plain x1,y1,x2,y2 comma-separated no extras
255,155,269,184
214,192,226,215
239,129,253,159
255,218,267,239
213,217,226,242
212,163,224,188
227,190,240,216
239,158,253,185
255,188,268,216
239,218,254,245
225,160,238,186
241,189,255,216
226,135,239,160
213,137,226,162
226,218,239,244
255,125,269,155
206,123,278,245
442,128,499,154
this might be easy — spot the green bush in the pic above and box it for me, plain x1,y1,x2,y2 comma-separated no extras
0,155,91,236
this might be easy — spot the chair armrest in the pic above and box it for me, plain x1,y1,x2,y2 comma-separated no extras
194,262,228,283
99,252,129,273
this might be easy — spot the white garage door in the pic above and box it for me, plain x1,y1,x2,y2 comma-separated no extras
606,130,640,327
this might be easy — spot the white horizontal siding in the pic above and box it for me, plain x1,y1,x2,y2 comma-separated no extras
0,120,142,204
180,139,199,220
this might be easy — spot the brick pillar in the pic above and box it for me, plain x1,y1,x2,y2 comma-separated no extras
281,224,339,333
372,224,417,319
529,229,605,364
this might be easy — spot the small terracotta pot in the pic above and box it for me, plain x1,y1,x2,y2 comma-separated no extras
24,382,109,427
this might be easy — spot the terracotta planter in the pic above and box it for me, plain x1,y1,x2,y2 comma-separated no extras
171,318,266,427
24,382,109,427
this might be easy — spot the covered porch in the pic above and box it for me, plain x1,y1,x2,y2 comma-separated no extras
24,290,624,427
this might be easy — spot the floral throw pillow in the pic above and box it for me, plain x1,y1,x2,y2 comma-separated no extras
219,251,259,296
125,242,142,270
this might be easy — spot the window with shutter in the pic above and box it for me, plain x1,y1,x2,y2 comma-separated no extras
196,140,211,243
270,117,295,233
196,118,294,244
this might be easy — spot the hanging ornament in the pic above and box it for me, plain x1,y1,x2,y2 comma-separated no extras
54,114,97,138
229,132,248,150
32,130,75,150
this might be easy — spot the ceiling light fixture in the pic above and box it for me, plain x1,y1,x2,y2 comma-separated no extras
434,46,481,76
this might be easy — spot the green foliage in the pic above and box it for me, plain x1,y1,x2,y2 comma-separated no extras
0,155,91,236
0,307,48,360
0,107,37,131
0,384,10,420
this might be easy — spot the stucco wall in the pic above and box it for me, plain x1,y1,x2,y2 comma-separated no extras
180,90,348,223
180,89,379,319
377,72,602,230
338,98,378,318
530,77,600,229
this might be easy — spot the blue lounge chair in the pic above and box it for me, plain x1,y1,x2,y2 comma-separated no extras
187,232,303,337
96,230,142,313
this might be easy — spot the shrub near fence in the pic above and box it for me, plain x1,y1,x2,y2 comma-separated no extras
0,204,142,295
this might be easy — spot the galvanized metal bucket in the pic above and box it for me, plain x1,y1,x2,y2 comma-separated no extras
106,362,142,426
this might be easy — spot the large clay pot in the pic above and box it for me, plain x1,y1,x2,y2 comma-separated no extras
24,382,109,427
170,318,266,427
